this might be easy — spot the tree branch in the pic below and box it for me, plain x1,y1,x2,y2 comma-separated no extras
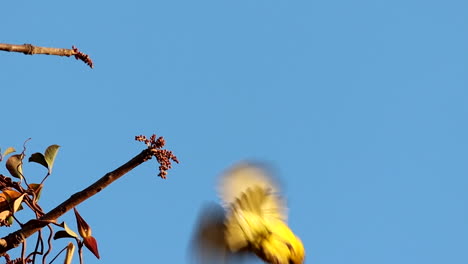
0,43,93,68
0,148,154,255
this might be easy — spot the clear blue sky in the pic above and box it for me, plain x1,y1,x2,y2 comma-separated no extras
1,0,467,263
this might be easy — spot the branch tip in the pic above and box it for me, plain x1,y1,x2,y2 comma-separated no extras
135,134,179,179
0,43,93,68
72,46,94,68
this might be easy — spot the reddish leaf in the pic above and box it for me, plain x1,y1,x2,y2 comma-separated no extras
0,190,22,212
83,236,100,259
74,208,92,238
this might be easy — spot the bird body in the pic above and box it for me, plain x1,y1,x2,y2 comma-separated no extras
191,163,305,264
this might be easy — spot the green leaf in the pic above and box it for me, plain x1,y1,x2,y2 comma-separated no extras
12,194,25,213
6,216,13,226
2,147,15,159
29,153,48,169
28,145,60,174
6,154,23,179
44,145,60,174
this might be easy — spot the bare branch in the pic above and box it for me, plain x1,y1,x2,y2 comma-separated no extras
0,43,93,68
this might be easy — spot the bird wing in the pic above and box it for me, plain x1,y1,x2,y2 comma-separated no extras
218,163,289,252
218,163,287,221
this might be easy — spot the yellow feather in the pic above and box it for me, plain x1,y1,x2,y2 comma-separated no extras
218,163,287,221
220,163,305,264
190,162,305,264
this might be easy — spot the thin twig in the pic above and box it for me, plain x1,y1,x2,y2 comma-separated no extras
42,225,53,264
29,229,44,264
21,240,26,262
78,243,83,264
0,43,93,68
0,148,154,255
47,245,67,264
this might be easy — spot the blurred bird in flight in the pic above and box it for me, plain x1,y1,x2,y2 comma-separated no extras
190,162,305,264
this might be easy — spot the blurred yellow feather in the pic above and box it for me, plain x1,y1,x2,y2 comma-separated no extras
190,162,305,264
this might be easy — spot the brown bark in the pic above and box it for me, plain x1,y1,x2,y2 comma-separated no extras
0,43,93,68
0,148,154,255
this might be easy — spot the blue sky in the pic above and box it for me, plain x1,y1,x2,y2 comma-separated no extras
1,0,468,263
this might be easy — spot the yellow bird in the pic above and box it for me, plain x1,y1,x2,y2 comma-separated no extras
190,162,305,264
